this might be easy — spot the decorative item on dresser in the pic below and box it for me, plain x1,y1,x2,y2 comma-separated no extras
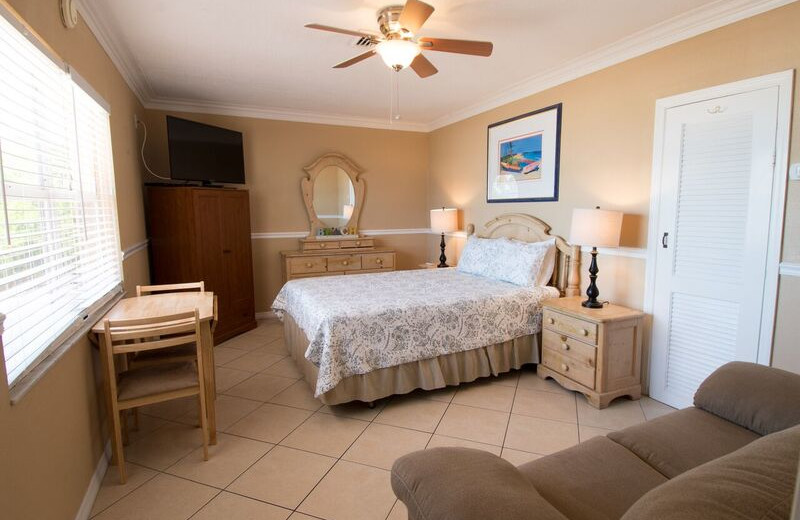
430,207,458,267
145,185,257,343
569,206,623,308
538,296,644,408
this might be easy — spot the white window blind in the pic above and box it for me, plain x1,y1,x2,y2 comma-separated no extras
0,11,122,385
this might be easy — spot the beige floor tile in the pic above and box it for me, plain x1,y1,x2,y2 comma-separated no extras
221,333,275,352
249,320,284,339
512,388,577,423
452,381,516,412
641,396,676,420
288,515,319,520
576,397,646,429
192,492,291,520
504,415,579,455
90,462,157,516
123,413,170,445
374,396,448,432
426,434,502,456
410,386,457,402
215,366,254,393
343,423,430,470
125,421,205,470
298,460,396,520
517,370,573,395
320,399,387,421
214,346,249,366
387,500,408,520
225,351,286,372
224,373,297,401
491,370,522,387
226,403,312,443
92,473,217,520
228,446,335,509
435,404,509,446
501,448,542,466
166,432,273,488
281,413,369,457
579,425,614,442
140,395,197,421
261,337,291,355
262,357,304,379
269,380,323,411
177,394,261,431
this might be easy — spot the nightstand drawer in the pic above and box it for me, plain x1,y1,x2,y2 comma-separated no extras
304,241,339,251
543,309,598,344
326,255,362,272
340,239,374,249
289,257,327,274
542,329,596,365
542,348,596,389
362,252,394,270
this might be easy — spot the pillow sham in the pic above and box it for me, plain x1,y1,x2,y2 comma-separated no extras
457,236,556,287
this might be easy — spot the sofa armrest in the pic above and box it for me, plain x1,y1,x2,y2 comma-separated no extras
694,362,800,436
391,447,568,520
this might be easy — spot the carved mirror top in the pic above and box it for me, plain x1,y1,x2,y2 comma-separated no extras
302,153,365,238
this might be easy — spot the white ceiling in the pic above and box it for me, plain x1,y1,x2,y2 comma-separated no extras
78,0,790,131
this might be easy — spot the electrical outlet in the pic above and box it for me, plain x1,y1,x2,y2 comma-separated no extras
790,163,800,181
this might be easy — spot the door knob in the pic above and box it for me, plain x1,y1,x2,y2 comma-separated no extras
662,232,669,249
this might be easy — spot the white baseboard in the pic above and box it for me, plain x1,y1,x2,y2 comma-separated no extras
74,441,111,520
255,311,277,320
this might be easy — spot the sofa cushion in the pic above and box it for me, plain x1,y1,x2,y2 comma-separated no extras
621,424,800,520
608,407,759,478
694,361,800,435
518,436,667,520
392,447,568,520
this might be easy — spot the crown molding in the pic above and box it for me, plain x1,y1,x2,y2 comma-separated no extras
77,0,793,132
426,0,795,130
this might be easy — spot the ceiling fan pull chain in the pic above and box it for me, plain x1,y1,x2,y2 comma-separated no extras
390,70,402,122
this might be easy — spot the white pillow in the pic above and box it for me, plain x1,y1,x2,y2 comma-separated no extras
456,236,499,278
457,236,556,287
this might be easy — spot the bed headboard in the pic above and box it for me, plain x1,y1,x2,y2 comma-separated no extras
467,213,581,297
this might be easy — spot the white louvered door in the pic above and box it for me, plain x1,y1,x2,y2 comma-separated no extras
649,87,779,409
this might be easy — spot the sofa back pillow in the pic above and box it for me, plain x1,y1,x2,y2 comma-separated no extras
457,236,555,287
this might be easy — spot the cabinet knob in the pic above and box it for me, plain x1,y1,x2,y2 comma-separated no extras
561,364,569,372
547,317,554,325
376,258,383,264
580,328,588,336
355,241,361,246
320,244,327,248
305,262,312,268
342,260,349,266
561,343,569,350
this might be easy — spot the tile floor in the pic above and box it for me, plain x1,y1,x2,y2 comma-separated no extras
90,319,675,520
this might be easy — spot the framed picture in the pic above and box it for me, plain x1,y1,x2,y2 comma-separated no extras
487,103,562,203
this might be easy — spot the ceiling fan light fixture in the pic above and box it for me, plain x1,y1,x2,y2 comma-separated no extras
376,39,420,71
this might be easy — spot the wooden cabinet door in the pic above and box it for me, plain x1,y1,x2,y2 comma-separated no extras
192,190,230,328
219,191,255,330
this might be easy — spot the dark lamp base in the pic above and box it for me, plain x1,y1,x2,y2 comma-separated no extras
581,299,605,309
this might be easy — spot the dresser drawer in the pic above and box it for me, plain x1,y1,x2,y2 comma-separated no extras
289,256,327,274
303,241,339,251
542,348,596,389
326,255,362,272
543,309,598,344
340,238,374,249
542,329,596,366
362,252,394,270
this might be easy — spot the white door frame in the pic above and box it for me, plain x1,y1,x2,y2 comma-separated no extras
643,69,794,367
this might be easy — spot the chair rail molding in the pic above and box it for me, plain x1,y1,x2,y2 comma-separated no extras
779,262,800,277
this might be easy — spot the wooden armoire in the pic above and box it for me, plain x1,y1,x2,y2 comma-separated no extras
145,185,257,342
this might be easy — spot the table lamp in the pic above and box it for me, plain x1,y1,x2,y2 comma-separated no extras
430,207,458,268
569,207,623,308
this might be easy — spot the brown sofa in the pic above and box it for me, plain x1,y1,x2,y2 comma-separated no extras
391,362,800,520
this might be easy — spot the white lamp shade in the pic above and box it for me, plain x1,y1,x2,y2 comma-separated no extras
430,208,458,233
569,208,623,248
376,39,420,70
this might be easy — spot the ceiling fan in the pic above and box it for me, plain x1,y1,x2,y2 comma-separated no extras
305,0,493,78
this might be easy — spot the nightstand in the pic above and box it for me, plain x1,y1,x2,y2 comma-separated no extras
538,296,645,409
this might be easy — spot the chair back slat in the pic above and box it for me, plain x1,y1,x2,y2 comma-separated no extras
112,332,198,355
136,282,204,297
103,310,200,356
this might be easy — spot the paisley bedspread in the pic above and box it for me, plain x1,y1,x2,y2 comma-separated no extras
272,268,559,396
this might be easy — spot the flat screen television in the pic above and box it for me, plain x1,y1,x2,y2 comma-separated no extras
166,116,245,184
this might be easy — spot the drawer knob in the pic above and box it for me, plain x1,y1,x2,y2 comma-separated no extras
580,328,588,336
561,343,569,350
305,262,312,268
355,241,361,246
561,364,569,372
376,258,383,264
547,317,554,325
342,260,349,266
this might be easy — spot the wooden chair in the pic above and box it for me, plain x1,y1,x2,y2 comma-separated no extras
136,281,204,296
101,309,209,484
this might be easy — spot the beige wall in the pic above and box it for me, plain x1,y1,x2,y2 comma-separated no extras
141,111,431,310
0,2,150,519
428,2,800,372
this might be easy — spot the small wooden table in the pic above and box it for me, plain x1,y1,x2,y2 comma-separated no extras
91,292,218,443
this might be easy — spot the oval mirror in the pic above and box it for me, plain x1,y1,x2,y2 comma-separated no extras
312,165,356,228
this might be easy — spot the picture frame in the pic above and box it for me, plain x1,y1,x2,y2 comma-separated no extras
486,103,562,203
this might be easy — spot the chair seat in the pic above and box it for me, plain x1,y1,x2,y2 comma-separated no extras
117,362,199,402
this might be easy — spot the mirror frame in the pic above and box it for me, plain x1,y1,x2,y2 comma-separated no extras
302,153,365,238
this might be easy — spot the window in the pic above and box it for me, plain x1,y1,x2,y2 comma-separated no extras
0,10,122,385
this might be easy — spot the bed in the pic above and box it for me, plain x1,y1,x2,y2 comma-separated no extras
272,213,581,405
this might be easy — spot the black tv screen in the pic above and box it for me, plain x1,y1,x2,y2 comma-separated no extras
167,116,245,184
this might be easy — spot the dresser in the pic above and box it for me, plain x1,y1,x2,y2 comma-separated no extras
538,296,644,409
281,237,396,281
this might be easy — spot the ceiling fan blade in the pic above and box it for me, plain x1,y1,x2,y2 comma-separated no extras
410,54,438,78
333,50,376,69
305,23,377,40
418,37,493,57
399,0,435,33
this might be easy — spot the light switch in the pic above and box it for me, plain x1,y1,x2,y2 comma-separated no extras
790,163,800,181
